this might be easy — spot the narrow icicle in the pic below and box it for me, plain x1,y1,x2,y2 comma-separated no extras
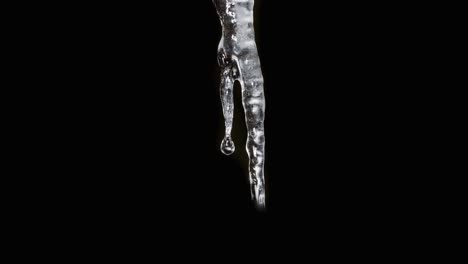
213,0,266,209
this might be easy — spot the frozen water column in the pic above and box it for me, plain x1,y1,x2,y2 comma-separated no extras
213,0,266,209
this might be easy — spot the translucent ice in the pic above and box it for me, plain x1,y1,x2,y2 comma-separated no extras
213,0,266,209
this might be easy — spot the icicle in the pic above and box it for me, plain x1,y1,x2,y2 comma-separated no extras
213,0,266,209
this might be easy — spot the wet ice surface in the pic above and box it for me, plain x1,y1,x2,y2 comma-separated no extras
213,0,266,209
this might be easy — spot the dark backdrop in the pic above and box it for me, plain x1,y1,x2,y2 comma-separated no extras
55,1,414,221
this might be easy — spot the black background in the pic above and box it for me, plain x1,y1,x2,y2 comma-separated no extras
39,1,417,221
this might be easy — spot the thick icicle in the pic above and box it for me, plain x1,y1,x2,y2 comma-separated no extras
213,0,266,209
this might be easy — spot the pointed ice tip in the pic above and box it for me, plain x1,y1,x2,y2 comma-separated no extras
220,137,235,155
252,197,266,212
254,194,266,211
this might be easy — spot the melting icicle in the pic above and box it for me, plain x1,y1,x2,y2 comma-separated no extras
213,0,266,209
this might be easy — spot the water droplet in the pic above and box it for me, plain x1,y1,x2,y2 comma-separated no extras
220,136,235,155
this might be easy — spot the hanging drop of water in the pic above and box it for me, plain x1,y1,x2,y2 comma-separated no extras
220,136,235,155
